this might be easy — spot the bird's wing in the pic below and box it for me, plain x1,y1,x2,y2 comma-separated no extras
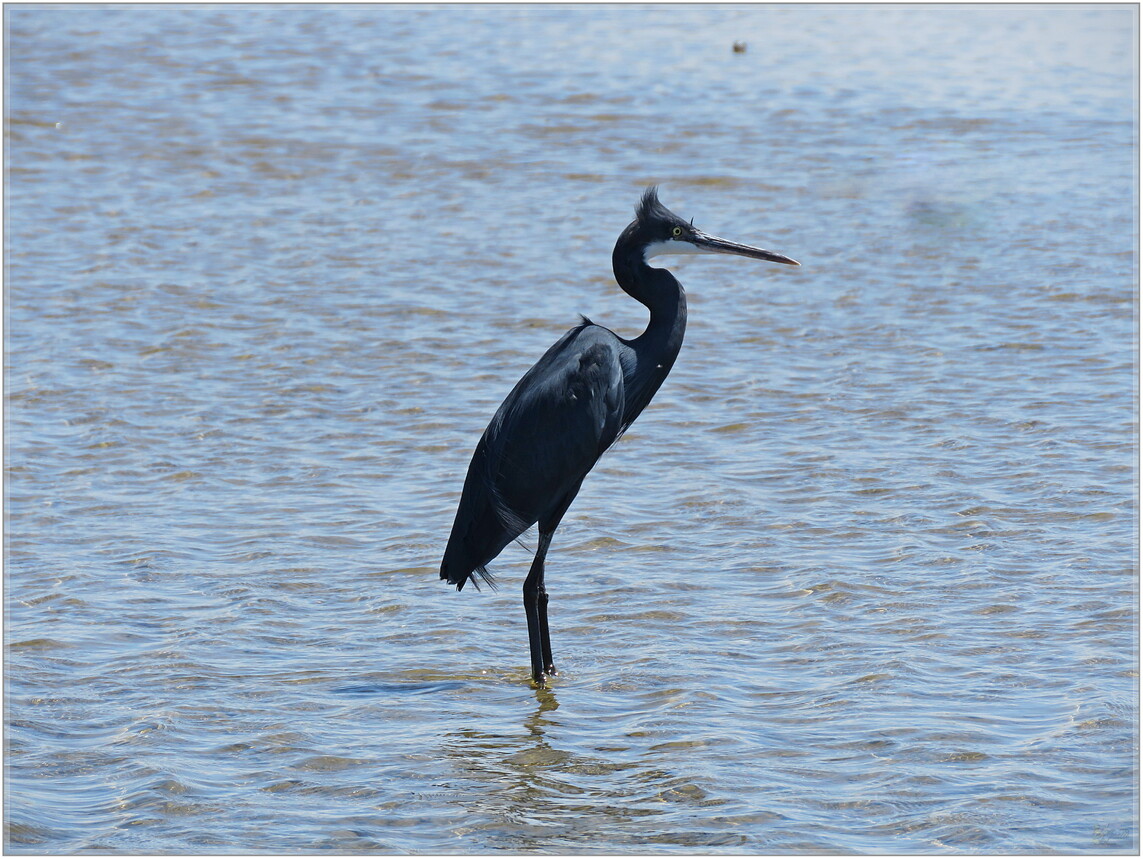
482,323,625,534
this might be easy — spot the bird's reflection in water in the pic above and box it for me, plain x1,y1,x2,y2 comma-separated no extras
438,683,641,848
527,683,560,732
437,675,755,850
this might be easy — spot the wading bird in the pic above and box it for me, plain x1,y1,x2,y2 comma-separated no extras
440,187,799,684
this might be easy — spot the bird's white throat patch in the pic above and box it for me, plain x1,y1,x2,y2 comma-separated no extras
643,238,706,263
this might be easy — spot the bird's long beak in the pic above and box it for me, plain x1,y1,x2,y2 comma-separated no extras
692,230,800,266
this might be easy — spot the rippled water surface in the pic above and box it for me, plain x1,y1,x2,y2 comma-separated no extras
5,5,1138,853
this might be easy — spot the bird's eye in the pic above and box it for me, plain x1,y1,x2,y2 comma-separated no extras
671,226,683,237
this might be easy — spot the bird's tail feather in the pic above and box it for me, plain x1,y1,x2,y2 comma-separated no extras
440,468,530,593
470,565,497,591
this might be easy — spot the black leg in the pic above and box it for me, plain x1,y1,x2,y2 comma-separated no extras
537,574,556,677
523,530,554,684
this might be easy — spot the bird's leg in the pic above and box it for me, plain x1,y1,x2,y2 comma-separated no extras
538,575,556,678
523,530,555,684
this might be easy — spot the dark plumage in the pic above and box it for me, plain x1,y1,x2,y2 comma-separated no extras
440,187,798,684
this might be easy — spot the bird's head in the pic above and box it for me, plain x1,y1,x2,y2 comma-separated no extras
623,186,800,268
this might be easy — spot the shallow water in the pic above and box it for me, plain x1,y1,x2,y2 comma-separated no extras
5,4,1138,853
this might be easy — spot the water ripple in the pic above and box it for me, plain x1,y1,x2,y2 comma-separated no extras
7,4,1137,855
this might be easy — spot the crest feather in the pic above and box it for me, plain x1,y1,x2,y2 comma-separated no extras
636,185,669,223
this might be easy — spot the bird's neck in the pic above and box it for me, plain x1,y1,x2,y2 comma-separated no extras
614,257,688,423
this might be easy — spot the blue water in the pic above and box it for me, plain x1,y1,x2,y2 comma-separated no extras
5,4,1137,853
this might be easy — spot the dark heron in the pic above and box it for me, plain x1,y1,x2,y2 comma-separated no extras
440,187,799,684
